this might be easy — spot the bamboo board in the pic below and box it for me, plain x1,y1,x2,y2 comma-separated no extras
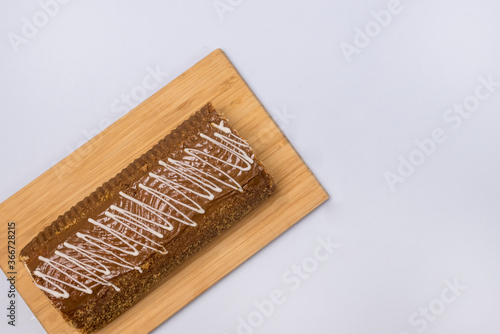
0,49,329,333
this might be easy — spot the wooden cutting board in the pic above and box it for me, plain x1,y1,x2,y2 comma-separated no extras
0,49,328,333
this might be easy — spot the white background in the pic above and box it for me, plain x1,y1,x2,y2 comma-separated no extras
1,0,499,333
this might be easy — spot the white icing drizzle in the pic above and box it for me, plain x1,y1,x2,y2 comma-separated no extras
33,120,256,299
138,183,198,226
118,191,175,231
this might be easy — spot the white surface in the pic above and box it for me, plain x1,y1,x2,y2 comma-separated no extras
1,0,499,333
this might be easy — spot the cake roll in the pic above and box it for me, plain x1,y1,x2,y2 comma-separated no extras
20,102,276,333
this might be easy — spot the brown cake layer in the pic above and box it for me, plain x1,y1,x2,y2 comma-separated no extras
20,103,276,333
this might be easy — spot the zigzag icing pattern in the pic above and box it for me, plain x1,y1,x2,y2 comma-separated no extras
32,121,254,299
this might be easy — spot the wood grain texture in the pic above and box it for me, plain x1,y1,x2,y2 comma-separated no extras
0,49,328,333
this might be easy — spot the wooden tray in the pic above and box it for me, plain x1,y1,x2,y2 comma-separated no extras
0,49,329,333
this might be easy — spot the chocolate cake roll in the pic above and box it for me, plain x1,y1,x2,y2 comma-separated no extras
20,102,276,333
